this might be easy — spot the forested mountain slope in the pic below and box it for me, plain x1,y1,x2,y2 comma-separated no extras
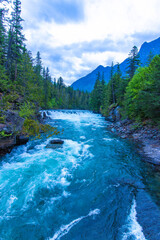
71,37,160,92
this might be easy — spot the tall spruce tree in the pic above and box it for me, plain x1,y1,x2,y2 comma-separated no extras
127,46,140,80
34,51,42,76
0,8,7,65
110,62,116,104
10,0,25,81
89,72,103,112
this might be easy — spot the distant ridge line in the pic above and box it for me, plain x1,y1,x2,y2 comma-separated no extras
71,37,160,92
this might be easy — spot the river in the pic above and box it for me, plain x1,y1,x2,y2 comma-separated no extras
0,110,160,240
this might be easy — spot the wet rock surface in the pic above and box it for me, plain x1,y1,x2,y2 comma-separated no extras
105,106,121,122
107,120,160,165
46,139,64,149
0,110,29,156
0,135,17,155
16,135,29,146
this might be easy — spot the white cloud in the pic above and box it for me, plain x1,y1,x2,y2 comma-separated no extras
20,0,160,84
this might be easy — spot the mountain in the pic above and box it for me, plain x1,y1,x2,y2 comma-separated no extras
71,37,160,92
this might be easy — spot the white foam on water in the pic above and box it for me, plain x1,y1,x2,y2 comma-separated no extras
0,194,18,222
122,199,147,240
46,110,94,121
62,190,71,198
60,168,71,177
43,110,104,128
0,158,33,171
39,168,72,193
0,179,9,190
75,179,87,184
50,196,61,203
81,144,94,159
103,138,114,141
7,195,18,212
84,139,94,144
62,139,93,166
80,136,86,140
57,168,72,187
49,208,100,240
63,140,82,156
22,183,37,210
43,171,53,184
21,167,72,212
88,208,100,216
59,177,70,187
0,141,52,172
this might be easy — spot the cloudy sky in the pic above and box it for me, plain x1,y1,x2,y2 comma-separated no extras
14,0,160,84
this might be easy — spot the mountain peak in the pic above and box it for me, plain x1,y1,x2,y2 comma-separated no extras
71,37,160,92
96,65,105,70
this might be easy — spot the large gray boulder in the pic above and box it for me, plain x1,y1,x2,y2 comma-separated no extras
5,110,24,132
0,111,27,155
114,106,121,122
46,139,64,149
0,135,16,155
106,106,121,122
16,135,29,146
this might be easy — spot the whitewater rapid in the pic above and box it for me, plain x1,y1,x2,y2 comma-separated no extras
0,110,160,240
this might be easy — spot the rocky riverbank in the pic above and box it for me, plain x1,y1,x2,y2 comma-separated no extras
0,110,56,156
0,110,29,156
107,118,160,165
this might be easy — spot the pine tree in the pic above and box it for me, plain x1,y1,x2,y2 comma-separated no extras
89,72,103,112
101,72,105,86
0,8,7,65
34,51,42,75
10,0,25,81
110,62,116,104
43,67,49,109
147,51,154,65
127,46,140,80
57,77,64,90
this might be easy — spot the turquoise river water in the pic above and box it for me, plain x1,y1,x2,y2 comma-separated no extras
0,110,160,240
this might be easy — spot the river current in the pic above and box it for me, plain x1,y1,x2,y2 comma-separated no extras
0,110,160,240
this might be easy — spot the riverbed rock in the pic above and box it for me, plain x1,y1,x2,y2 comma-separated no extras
107,117,160,165
46,139,64,149
0,135,16,155
5,110,24,132
114,106,121,122
0,111,27,155
42,111,49,119
16,135,29,146
106,106,121,122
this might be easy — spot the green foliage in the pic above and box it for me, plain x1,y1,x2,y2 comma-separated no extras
22,119,60,139
0,116,5,123
3,92,19,103
0,65,9,92
48,98,58,109
0,0,90,113
90,48,160,124
125,55,160,122
90,72,104,112
130,122,143,130
0,130,12,139
100,64,124,116
126,46,140,79
0,95,12,110
19,102,35,119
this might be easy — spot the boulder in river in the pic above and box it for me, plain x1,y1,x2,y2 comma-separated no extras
105,106,121,122
0,135,16,155
16,135,29,146
46,139,64,149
